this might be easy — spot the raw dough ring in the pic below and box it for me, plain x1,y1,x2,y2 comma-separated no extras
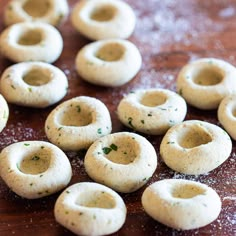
141,179,221,230
84,132,157,193
0,141,72,199
0,22,63,63
160,120,232,175
4,0,69,26
54,182,127,235
218,94,236,140
176,58,236,109
0,94,9,133
117,89,187,135
45,96,112,151
75,39,142,87
0,62,68,108
71,0,136,40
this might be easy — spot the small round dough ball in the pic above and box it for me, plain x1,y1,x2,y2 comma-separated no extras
176,58,236,110
0,141,72,199
84,132,157,193
218,94,236,140
75,39,142,87
0,62,68,108
0,22,63,63
160,120,232,175
71,0,136,40
142,179,222,230
4,0,69,26
45,96,112,151
117,89,187,135
54,182,127,236
0,94,9,133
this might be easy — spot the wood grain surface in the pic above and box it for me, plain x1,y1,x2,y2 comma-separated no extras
0,0,235,235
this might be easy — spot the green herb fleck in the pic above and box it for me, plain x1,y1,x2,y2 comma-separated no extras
148,113,152,117
141,120,145,124
128,117,134,128
28,87,32,92
24,143,30,146
66,190,70,194
58,127,63,131
39,174,43,178
76,105,81,112
97,128,102,134
31,156,40,161
41,146,45,149
102,147,112,155
110,143,118,151
167,141,175,144
30,183,33,186
11,85,16,89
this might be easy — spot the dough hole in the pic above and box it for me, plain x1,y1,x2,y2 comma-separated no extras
90,5,116,22
104,137,138,164
171,184,206,199
23,0,51,17
193,67,223,86
58,105,93,127
178,125,212,149
19,150,50,174
140,91,167,107
76,191,116,209
18,29,43,46
23,68,51,86
96,43,125,62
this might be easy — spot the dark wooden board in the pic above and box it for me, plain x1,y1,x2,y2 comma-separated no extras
0,0,235,235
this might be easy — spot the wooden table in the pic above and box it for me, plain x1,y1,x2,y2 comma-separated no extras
0,0,235,235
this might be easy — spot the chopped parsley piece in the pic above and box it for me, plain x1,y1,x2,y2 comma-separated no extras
102,143,118,154
24,143,30,146
31,156,40,161
110,143,117,151
102,147,112,155
97,128,102,134
128,117,134,128
141,120,145,124
76,105,81,112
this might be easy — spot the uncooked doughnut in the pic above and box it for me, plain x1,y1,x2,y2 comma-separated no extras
117,89,187,135
4,0,69,26
0,141,72,199
84,132,157,193
0,94,9,133
71,0,136,40
160,120,232,175
0,22,63,63
218,94,236,140
142,179,221,230
45,96,112,151
54,182,126,236
0,62,68,108
75,39,142,87
176,58,236,109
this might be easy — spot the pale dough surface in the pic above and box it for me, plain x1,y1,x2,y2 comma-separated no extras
176,58,236,109
4,0,69,26
71,0,136,40
0,62,68,108
45,96,112,151
218,94,236,140
0,22,63,63
142,179,221,230
55,182,127,236
160,120,232,175
0,141,72,199
84,132,157,193
75,39,142,87
117,89,187,135
0,94,9,133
